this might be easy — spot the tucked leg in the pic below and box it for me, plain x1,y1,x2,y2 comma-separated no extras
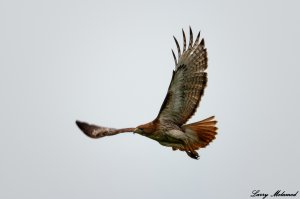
186,150,199,159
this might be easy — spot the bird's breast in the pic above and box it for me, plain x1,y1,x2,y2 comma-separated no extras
146,129,183,144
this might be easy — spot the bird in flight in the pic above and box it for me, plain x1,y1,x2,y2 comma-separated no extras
76,27,217,159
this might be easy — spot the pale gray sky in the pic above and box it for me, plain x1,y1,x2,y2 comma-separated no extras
0,0,299,198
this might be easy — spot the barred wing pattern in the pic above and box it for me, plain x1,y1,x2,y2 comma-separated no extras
157,27,208,126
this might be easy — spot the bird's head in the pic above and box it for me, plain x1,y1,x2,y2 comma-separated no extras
134,122,156,135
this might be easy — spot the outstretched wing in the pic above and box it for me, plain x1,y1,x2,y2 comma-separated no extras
156,27,208,126
76,120,134,139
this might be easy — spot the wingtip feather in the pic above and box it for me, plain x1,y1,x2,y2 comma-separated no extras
171,49,177,65
200,38,205,46
173,36,181,57
182,29,186,52
188,26,193,48
194,31,200,45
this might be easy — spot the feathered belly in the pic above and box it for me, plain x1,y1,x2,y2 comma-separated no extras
146,130,185,148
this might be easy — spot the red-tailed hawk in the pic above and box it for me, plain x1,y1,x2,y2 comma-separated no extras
76,27,217,159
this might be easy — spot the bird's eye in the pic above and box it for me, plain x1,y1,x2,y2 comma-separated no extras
140,128,144,131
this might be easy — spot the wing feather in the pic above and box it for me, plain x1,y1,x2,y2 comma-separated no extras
173,36,181,58
156,28,208,126
182,29,187,52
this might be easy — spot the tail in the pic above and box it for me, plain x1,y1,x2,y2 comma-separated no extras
182,116,218,149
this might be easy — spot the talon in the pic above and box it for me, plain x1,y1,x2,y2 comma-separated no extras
186,150,199,159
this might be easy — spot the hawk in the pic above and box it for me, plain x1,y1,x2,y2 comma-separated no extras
76,27,217,159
